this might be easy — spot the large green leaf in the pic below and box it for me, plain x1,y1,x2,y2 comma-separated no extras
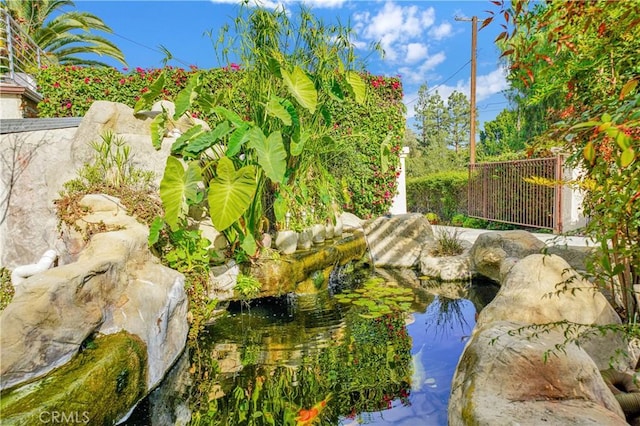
134,71,165,113
273,193,287,224
291,130,310,156
346,71,366,104
150,111,167,150
266,97,292,126
247,128,287,183
173,73,201,119
171,124,204,154
184,121,232,157
160,156,202,231
208,157,257,231
282,66,317,114
226,124,250,157
213,106,246,127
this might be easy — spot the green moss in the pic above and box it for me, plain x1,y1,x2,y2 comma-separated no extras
248,232,367,298
0,331,147,425
0,268,14,312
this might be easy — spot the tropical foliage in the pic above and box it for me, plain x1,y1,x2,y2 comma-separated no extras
478,109,528,159
133,5,401,260
1,0,125,66
491,0,640,321
35,66,403,221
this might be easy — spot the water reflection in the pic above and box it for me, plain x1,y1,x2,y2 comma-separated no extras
124,271,498,425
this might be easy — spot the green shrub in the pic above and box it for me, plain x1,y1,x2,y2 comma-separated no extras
424,212,440,224
451,213,465,227
461,216,490,229
407,171,468,221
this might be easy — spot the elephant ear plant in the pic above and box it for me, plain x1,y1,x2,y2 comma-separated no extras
137,5,369,262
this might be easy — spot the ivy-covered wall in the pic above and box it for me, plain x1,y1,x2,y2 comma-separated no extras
36,66,404,218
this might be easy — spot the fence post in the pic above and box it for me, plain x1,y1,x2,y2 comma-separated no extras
554,154,564,234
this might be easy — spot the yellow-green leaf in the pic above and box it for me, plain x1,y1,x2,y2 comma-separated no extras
247,128,287,184
616,131,631,150
160,157,202,231
620,147,635,168
282,66,317,114
208,157,257,232
150,112,167,150
583,141,595,165
346,71,366,104
266,97,292,126
620,78,639,100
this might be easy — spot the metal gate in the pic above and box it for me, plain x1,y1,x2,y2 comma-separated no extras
467,156,564,233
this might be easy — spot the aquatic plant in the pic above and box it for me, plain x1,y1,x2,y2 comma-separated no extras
333,277,414,318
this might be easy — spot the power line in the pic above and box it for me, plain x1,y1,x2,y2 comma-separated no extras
109,31,193,68
404,58,472,106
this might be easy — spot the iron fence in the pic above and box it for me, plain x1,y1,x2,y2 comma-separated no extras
468,156,564,232
0,7,53,92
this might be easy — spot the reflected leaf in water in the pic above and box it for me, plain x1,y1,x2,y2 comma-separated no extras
424,296,472,339
188,305,413,425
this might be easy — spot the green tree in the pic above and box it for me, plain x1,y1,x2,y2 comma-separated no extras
479,108,525,157
446,90,470,154
2,0,126,66
414,85,448,149
493,0,639,322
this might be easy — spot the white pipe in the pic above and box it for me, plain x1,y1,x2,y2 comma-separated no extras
11,249,58,287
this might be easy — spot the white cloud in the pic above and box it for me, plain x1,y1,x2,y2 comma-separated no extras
476,67,509,101
405,43,428,63
398,51,446,84
428,22,453,41
354,1,436,63
425,66,508,103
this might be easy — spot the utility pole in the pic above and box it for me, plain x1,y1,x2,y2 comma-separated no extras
455,16,477,164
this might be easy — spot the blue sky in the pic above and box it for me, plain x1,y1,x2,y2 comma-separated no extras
71,0,511,131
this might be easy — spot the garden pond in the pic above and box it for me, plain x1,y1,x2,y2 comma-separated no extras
125,266,499,425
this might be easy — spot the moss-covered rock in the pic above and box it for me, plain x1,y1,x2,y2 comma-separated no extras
0,331,147,425
247,231,367,298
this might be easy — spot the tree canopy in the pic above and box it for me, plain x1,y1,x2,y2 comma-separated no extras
2,0,126,66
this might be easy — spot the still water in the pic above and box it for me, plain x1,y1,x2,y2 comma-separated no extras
126,269,498,425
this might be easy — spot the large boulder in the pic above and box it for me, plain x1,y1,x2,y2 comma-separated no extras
363,214,435,268
469,230,545,283
419,240,472,281
478,254,623,369
0,331,148,425
0,100,201,270
0,194,188,394
449,254,628,425
449,321,626,426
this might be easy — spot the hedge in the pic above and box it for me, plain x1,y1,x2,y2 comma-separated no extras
406,170,468,221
